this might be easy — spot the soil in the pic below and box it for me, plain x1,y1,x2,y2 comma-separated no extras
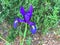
0,21,60,45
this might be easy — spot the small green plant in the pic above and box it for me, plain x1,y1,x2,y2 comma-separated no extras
0,0,60,45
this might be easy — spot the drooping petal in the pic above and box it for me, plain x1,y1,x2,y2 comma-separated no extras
30,25,37,34
18,18,25,23
20,6,26,16
28,22,37,34
13,17,25,28
13,18,19,28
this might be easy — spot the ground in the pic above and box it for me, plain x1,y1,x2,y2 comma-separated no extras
0,21,60,45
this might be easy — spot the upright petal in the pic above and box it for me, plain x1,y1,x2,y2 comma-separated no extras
24,5,33,22
20,6,26,16
28,5,33,15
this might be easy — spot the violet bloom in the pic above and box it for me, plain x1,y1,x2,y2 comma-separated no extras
13,5,37,34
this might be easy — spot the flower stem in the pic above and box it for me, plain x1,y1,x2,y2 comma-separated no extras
20,23,27,45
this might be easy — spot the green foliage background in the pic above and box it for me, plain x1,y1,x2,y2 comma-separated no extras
0,0,60,45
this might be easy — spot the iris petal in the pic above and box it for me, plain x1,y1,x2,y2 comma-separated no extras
18,18,25,23
20,5,33,22
24,13,31,22
24,5,33,22
28,5,33,15
13,19,18,28
28,22,37,34
30,25,37,34
20,6,26,16
13,18,25,28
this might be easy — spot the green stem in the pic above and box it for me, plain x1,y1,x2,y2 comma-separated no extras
20,23,27,45
0,36,10,44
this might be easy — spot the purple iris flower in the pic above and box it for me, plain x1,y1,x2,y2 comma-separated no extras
13,5,37,34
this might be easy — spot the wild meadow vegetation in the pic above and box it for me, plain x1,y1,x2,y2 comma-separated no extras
0,0,60,45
